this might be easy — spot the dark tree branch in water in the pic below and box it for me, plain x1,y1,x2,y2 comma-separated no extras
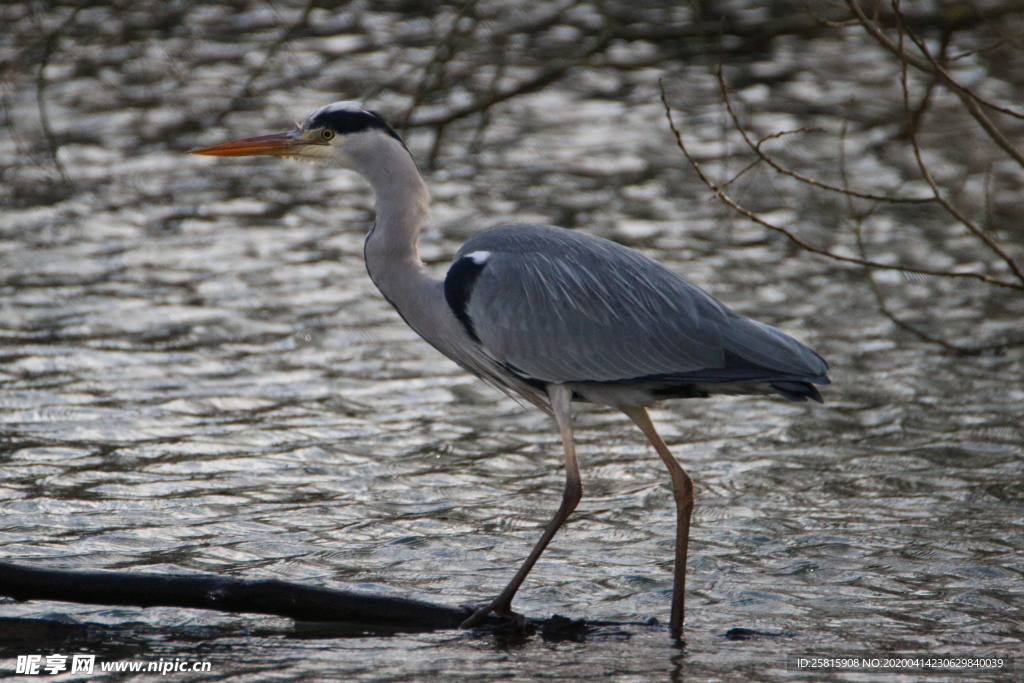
0,561,497,630
0,562,656,640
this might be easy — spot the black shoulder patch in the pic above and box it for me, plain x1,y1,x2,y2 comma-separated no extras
307,109,404,144
444,255,487,343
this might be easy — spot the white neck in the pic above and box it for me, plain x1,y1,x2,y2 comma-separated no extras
346,133,433,303
338,129,540,407
342,130,471,363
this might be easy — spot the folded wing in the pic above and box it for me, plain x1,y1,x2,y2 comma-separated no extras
446,224,828,392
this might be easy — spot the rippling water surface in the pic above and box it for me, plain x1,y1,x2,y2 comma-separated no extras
2,2,1023,681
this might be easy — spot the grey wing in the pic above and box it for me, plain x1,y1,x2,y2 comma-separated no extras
450,224,828,386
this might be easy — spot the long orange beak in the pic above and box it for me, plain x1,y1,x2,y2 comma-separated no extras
190,131,305,157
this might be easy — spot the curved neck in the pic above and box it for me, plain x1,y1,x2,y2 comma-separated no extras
345,131,510,397
351,134,437,314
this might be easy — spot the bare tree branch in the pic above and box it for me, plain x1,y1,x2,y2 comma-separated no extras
891,1,1024,288
848,0,1024,173
0,561,482,629
406,31,616,130
29,2,86,191
659,80,1024,291
714,60,935,205
214,0,330,126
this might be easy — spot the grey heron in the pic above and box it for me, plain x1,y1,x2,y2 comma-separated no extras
191,101,829,636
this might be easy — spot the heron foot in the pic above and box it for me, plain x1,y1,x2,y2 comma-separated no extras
459,600,525,630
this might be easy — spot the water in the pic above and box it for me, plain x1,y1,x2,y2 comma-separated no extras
2,2,1022,680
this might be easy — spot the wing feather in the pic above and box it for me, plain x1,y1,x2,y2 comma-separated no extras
452,224,827,386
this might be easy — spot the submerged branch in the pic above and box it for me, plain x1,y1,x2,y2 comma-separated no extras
0,561,490,630
0,562,658,640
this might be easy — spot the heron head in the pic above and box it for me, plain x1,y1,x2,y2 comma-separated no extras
190,101,407,170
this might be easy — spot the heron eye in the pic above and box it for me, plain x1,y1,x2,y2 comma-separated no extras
321,129,335,141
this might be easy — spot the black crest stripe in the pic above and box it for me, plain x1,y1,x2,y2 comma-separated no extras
308,109,403,144
444,256,487,343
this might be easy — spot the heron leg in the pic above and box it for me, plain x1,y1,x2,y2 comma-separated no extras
460,383,582,629
622,406,693,638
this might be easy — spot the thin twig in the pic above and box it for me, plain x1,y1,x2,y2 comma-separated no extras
718,157,763,190
847,0,1024,120
891,0,1024,174
714,60,934,204
658,80,1024,291
839,112,1021,353
399,0,481,134
847,0,1024,144
843,133,981,353
892,0,1024,288
33,3,86,191
467,39,510,169
407,30,615,130
214,0,322,126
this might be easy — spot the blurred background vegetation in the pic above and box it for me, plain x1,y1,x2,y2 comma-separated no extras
3,0,1024,351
